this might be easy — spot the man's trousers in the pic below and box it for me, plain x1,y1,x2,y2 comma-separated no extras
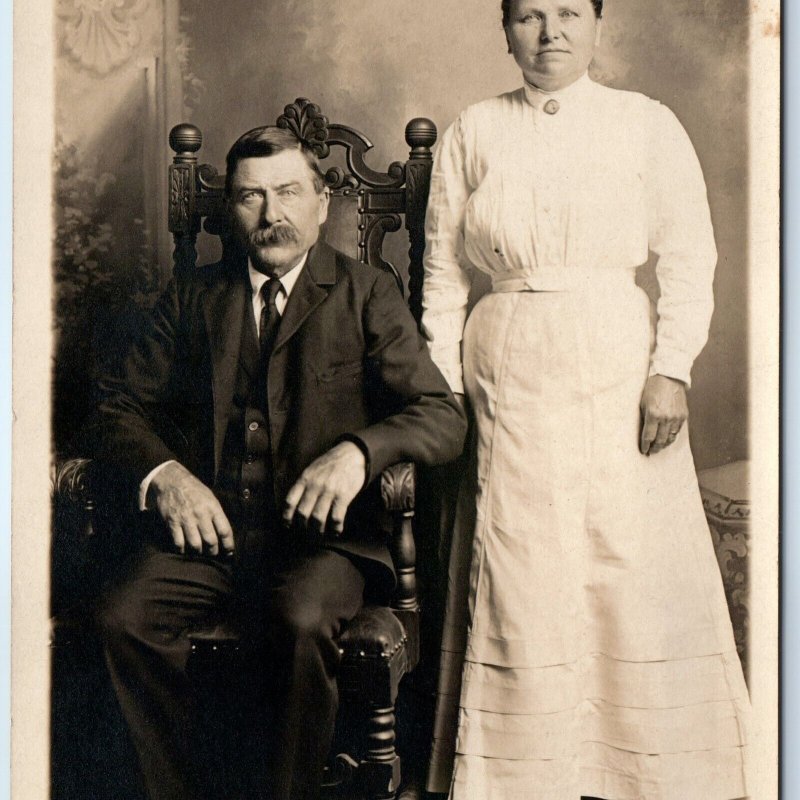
96,530,366,800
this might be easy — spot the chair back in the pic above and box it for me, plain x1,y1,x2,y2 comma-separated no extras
167,98,437,324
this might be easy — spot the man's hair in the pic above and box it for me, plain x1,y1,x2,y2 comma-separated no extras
224,126,327,197
501,0,603,26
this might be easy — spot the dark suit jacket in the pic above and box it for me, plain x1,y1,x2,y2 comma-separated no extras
89,241,466,594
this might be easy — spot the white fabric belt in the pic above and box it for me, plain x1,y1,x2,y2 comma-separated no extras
491,268,638,294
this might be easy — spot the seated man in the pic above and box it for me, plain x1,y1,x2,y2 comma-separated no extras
87,125,467,800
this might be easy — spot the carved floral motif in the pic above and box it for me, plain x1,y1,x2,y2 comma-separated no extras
58,0,150,75
277,99,331,158
380,463,415,513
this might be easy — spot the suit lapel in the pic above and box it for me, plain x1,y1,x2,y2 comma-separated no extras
272,241,337,353
201,254,249,477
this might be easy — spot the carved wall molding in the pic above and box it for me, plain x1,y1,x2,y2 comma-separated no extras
57,0,150,76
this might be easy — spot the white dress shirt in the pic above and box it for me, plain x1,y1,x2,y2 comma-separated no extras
138,252,309,509
248,253,306,335
421,73,717,394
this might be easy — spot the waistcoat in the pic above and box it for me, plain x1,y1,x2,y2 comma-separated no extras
214,297,275,531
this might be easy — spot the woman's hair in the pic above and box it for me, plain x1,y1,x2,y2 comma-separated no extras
224,126,326,197
501,0,603,26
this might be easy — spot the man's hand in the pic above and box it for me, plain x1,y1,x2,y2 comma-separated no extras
282,442,367,535
148,461,235,556
639,374,688,456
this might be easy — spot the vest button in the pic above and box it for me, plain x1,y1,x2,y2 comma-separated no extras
248,421,259,431
244,454,255,464
241,488,251,501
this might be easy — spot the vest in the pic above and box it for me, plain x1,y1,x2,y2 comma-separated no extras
214,295,275,532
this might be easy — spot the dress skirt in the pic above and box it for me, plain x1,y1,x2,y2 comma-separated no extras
427,277,749,800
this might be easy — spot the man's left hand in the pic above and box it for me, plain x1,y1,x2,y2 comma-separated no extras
282,441,367,535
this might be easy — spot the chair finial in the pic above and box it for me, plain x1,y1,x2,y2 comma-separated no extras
405,118,437,151
169,123,203,155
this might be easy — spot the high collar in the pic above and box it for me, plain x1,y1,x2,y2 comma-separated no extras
248,252,307,301
522,71,594,112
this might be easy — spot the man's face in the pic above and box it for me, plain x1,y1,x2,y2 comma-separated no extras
228,151,329,276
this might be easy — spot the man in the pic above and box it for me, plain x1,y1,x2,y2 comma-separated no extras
89,126,466,800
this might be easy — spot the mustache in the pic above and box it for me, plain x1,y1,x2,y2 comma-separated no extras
249,223,299,246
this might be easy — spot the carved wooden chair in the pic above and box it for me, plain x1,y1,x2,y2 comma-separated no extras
52,99,438,800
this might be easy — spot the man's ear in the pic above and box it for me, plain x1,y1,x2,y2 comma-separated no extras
318,186,330,225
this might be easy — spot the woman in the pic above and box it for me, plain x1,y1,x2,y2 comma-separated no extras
422,1,749,798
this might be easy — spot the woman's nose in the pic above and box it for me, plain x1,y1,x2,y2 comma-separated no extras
540,15,560,41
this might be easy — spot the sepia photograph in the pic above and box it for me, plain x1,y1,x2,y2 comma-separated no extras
13,1,780,798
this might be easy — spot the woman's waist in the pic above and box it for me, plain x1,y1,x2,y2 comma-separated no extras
489,267,639,294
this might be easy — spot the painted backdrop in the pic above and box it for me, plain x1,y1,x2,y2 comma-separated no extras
54,0,749,471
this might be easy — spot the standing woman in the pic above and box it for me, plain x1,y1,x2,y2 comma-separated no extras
422,1,749,798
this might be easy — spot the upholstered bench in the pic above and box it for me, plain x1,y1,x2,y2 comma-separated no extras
698,460,750,676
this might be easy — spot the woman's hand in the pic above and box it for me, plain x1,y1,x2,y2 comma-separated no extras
639,375,688,456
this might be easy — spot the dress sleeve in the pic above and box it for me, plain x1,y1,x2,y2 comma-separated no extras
646,102,717,388
421,114,475,395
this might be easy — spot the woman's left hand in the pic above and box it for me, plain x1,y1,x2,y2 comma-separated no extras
639,375,688,456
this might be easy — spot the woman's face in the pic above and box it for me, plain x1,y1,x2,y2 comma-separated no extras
505,0,601,91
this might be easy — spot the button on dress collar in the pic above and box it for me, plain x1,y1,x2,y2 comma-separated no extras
522,71,593,115
543,99,560,115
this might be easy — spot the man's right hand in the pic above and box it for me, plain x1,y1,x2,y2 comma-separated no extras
147,461,235,557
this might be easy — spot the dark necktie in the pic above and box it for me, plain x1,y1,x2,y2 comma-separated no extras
259,278,283,358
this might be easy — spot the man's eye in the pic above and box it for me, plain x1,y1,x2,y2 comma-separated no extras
560,9,578,17
239,191,260,202
518,13,542,23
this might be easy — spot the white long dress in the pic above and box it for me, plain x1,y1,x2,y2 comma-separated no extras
422,74,749,800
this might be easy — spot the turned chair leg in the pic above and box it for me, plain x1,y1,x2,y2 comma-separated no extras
359,703,401,800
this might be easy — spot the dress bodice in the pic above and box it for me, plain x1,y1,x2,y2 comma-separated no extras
421,75,717,393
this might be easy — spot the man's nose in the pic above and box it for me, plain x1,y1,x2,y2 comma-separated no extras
260,195,284,225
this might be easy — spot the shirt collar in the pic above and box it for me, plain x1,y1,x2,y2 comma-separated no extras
522,71,594,112
248,251,308,299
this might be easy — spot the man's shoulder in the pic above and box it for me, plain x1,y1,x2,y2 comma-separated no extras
317,241,399,294
188,257,239,285
165,257,243,305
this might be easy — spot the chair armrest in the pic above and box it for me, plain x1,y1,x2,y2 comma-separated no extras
380,463,416,610
380,462,415,513
53,458,94,506
52,457,416,532
380,463,420,669
53,457,96,538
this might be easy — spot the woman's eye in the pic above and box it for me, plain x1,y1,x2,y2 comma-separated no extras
518,13,541,23
560,9,578,17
